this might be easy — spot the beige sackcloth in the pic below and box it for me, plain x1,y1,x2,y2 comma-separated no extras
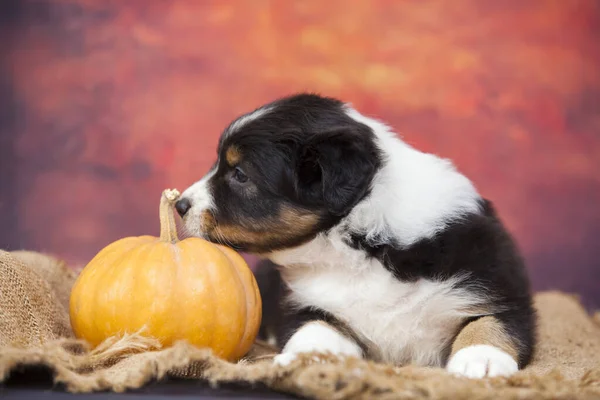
0,249,599,399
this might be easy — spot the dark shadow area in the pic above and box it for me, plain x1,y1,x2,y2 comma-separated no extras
1,365,300,399
0,0,21,27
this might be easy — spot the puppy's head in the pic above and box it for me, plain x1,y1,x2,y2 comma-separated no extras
176,94,382,254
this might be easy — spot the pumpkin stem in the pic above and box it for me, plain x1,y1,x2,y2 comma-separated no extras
159,188,181,242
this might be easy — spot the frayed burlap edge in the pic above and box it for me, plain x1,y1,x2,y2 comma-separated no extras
1,333,599,399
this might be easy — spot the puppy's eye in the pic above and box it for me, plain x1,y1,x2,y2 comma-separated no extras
232,167,248,183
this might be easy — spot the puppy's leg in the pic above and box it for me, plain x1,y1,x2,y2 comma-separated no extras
446,315,527,378
273,321,363,366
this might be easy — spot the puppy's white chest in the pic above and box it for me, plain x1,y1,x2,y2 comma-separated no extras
283,262,484,367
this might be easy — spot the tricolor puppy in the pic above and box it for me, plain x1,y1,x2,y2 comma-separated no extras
175,93,536,378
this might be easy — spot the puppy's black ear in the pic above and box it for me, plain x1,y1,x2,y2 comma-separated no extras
297,125,381,216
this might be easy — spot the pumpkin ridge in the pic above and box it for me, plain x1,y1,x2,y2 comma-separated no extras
170,242,183,345
188,241,219,353
99,241,153,344
165,241,184,344
135,241,169,339
178,242,204,348
216,242,248,361
244,265,261,358
246,262,262,353
207,246,234,358
85,244,135,345
219,246,250,360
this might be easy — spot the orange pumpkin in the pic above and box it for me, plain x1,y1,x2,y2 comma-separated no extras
69,188,262,361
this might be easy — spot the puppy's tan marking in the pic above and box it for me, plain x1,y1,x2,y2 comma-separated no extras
279,204,321,233
225,146,242,166
214,225,277,246
200,210,216,231
450,316,519,361
210,204,321,250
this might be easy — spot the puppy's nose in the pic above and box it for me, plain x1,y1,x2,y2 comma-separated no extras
175,198,192,217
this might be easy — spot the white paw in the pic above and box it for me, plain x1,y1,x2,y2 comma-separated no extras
272,321,363,367
446,344,518,378
273,352,298,367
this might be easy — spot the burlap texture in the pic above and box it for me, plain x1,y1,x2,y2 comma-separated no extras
0,249,599,399
0,250,75,348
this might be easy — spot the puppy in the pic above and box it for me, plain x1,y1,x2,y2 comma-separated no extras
175,93,536,378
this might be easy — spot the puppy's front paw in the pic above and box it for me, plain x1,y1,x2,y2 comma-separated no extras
272,321,363,367
446,344,518,378
273,352,298,367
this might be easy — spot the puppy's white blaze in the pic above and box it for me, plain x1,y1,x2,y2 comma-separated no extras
225,106,272,138
179,167,216,237
273,322,363,366
446,344,518,378
343,106,482,247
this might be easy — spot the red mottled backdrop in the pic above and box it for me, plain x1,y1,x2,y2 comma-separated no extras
1,1,599,308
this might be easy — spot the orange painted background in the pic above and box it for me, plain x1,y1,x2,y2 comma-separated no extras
1,1,599,308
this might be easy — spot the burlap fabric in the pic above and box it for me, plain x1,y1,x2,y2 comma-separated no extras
0,249,599,399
